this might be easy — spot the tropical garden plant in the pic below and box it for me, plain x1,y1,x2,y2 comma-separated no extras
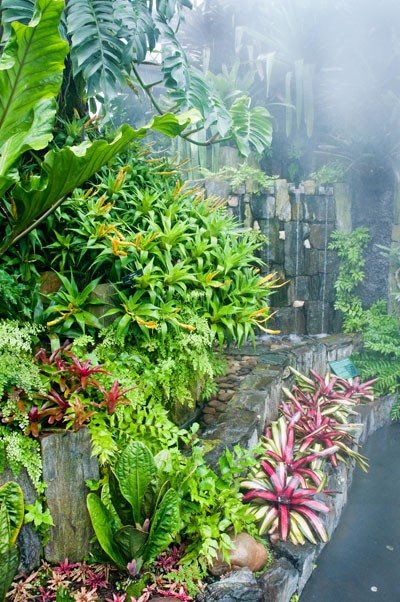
329,228,400,420
242,367,374,545
0,481,24,602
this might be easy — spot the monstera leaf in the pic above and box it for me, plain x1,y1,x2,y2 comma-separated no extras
0,0,69,189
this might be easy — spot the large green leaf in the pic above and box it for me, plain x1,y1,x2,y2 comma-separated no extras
231,96,273,157
0,546,19,602
3,125,136,248
66,0,127,100
114,441,157,526
114,525,148,560
0,0,69,180
144,488,179,563
0,482,24,547
87,493,127,568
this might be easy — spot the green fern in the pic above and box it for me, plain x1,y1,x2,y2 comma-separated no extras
353,353,400,395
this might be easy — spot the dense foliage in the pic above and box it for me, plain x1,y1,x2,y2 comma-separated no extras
242,367,373,545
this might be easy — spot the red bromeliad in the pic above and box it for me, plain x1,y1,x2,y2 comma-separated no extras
242,461,331,545
261,416,338,486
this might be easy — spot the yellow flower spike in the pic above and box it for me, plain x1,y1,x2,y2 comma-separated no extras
143,231,160,247
173,181,184,198
175,320,197,331
47,315,68,327
205,272,219,284
179,185,202,200
113,166,129,192
111,238,128,256
84,187,95,199
136,317,158,329
98,195,107,207
134,233,142,249
210,279,232,288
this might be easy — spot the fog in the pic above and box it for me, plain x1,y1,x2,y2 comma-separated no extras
181,0,400,180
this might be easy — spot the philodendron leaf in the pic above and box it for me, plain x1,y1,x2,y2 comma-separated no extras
5,125,136,243
230,96,273,157
0,0,69,182
0,482,24,547
87,493,127,568
114,441,157,526
144,488,180,564
114,525,148,561
0,546,19,602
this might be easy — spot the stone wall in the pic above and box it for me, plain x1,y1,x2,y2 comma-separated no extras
201,334,356,467
205,178,340,335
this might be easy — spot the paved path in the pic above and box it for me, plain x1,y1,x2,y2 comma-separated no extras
300,422,400,602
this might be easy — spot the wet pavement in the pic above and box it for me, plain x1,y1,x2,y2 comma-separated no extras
300,422,400,602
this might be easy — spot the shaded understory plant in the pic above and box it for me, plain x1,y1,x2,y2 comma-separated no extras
0,481,24,602
8,550,204,602
87,441,180,574
242,367,374,544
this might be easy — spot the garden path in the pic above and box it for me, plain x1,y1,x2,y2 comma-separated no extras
300,422,400,601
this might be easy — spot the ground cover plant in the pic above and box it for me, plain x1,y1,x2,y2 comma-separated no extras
241,367,374,545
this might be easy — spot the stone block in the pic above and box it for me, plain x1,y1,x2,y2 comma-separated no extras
284,223,306,276
303,196,335,223
257,557,299,602
309,223,335,250
198,568,264,602
304,248,320,275
205,177,231,199
275,180,291,221
290,194,304,221
259,218,284,265
42,429,100,562
275,541,318,594
250,194,276,220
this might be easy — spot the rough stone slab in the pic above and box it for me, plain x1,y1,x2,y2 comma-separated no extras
275,180,291,221
257,557,299,602
197,568,264,602
42,429,99,562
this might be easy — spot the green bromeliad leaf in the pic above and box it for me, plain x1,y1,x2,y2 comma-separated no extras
0,0,69,191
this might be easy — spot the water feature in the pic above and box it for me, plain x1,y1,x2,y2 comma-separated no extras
294,188,302,334
320,195,329,333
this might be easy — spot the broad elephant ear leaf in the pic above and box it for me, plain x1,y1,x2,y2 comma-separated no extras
0,482,24,547
114,525,148,561
0,546,19,602
2,125,136,251
114,441,158,526
87,493,127,568
0,0,69,188
144,488,180,563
